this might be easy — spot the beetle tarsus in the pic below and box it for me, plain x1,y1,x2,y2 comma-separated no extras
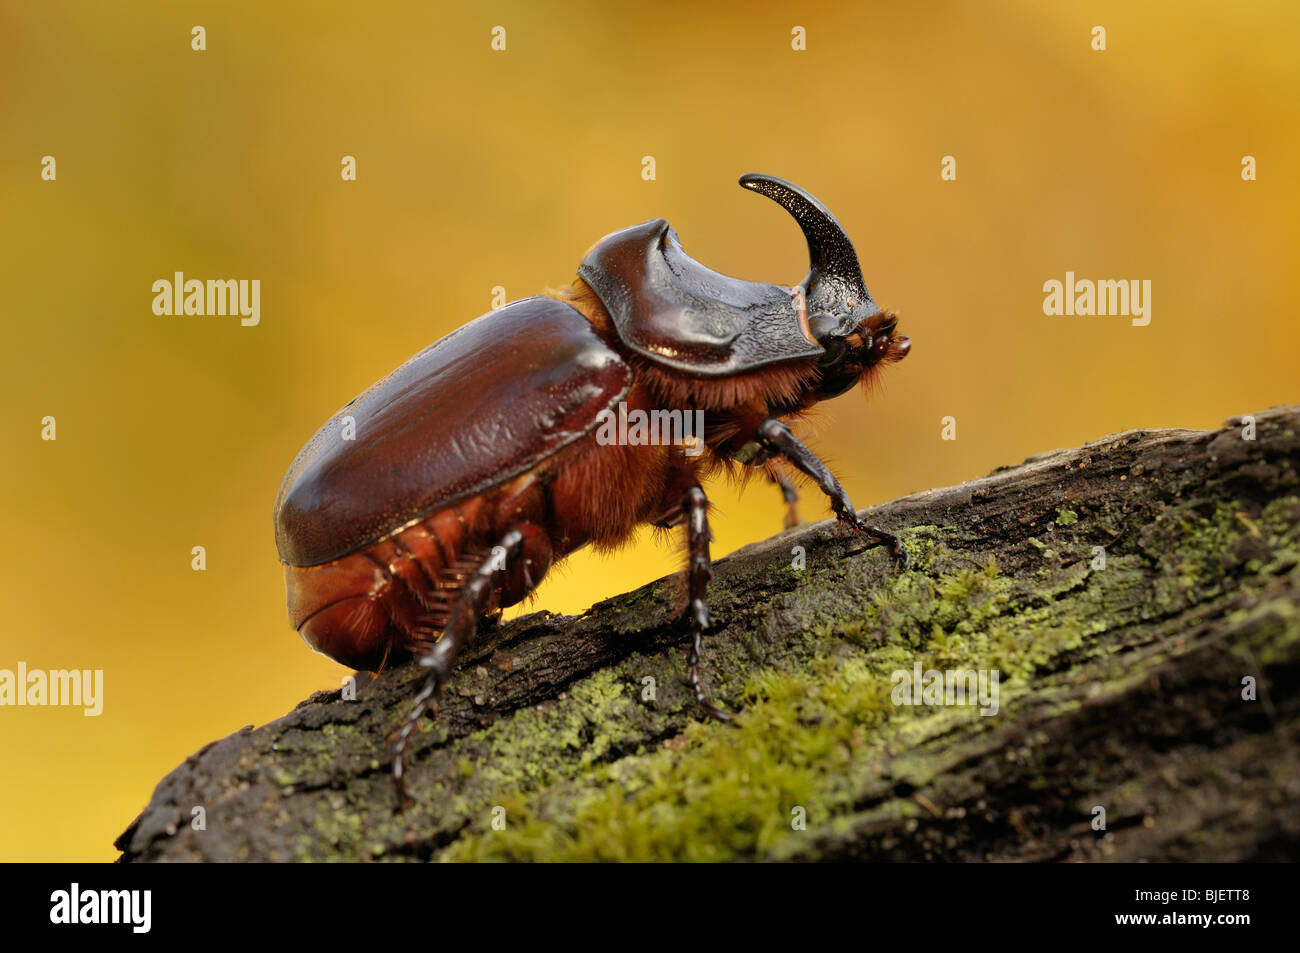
390,527,527,804
690,641,733,723
681,485,733,721
391,677,440,810
841,520,910,569
756,417,908,568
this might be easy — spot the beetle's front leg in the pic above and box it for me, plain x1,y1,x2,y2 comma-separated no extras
682,485,732,722
391,527,526,808
756,418,908,566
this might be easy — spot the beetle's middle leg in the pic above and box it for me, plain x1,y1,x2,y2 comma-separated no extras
391,526,530,806
682,485,732,722
756,418,908,566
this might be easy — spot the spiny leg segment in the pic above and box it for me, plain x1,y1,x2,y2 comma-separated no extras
391,526,525,805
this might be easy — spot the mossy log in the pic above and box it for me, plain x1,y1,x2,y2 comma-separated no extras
117,406,1300,862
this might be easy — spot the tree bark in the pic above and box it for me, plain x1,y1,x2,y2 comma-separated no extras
117,406,1300,862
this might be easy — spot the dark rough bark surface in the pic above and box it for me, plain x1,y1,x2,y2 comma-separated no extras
117,406,1300,862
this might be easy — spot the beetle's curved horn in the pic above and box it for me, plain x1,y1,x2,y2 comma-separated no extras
739,173,877,339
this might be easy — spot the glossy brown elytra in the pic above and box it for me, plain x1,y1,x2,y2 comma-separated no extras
273,174,912,803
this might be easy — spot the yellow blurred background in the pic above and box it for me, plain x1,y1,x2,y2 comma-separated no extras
2,0,1297,861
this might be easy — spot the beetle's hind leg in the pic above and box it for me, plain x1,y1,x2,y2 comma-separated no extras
682,485,733,723
390,527,529,807
756,418,908,568
769,468,800,530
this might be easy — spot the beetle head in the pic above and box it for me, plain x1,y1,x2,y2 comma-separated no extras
740,173,910,398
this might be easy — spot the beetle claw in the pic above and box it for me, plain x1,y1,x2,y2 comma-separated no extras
683,626,736,723
836,515,908,569
680,667,735,724
696,693,736,723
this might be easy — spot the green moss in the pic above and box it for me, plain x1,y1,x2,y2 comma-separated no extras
444,651,901,861
308,495,1300,862
435,539,1105,859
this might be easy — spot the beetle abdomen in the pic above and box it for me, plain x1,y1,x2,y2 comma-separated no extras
273,296,632,568
284,481,559,670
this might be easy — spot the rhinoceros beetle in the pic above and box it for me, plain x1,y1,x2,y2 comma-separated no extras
274,174,911,801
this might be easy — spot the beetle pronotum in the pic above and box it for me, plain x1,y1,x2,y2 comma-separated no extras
273,174,912,801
